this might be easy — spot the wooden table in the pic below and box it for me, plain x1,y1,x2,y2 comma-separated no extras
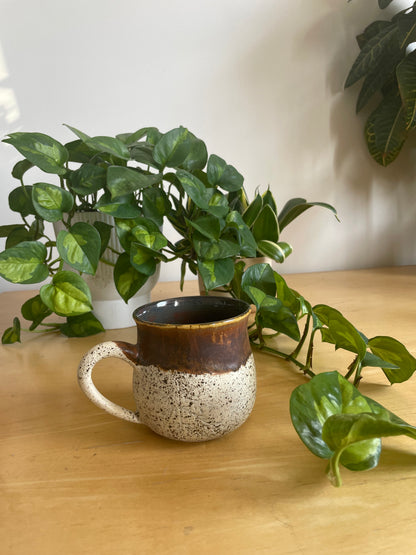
1,267,416,554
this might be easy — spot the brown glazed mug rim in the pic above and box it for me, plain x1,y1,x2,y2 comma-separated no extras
133,296,251,329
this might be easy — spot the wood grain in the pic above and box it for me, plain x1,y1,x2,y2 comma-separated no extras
1,267,416,554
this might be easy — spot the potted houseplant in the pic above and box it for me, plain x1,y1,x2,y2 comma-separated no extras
345,0,416,165
0,125,168,340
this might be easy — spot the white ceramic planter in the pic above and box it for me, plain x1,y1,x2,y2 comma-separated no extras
54,212,160,329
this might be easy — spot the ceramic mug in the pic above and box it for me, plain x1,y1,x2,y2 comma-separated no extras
78,296,256,442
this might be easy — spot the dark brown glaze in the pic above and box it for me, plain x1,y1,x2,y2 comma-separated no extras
116,296,252,374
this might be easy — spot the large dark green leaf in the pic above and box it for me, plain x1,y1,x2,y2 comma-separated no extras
206,154,244,192
21,294,52,330
12,159,34,180
153,126,192,168
32,183,74,222
197,258,235,291
176,169,212,210
0,224,26,238
278,198,338,232
3,132,68,175
68,163,107,196
59,312,105,337
6,227,34,248
9,186,36,217
193,234,240,260
64,139,98,163
252,204,279,242
129,143,160,169
365,91,408,166
64,125,130,160
313,304,367,360
290,372,384,486
142,187,169,226
114,252,149,302
345,23,399,88
180,133,208,172
207,191,229,219
40,271,92,316
368,336,416,384
107,166,162,199
397,50,416,129
93,221,113,257
241,262,276,297
225,211,257,257
0,241,49,284
242,194,263,227
186,214,222,241
56,222,101,275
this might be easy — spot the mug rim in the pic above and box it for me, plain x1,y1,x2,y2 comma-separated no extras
133,295,251,328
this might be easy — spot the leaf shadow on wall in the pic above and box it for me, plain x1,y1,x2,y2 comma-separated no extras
304,4,416,267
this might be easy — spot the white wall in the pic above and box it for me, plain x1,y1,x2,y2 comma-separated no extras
1,0,415,293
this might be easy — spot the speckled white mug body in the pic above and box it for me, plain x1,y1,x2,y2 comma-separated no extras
78,297,256,442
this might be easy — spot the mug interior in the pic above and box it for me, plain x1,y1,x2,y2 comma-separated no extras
134,296,250,326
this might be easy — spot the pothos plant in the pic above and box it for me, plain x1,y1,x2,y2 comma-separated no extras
0,124,337,341
234,261,416,486
346,0,416,165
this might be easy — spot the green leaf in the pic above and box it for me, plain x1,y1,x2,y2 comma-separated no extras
32,183,74,222
21,294,52,330
129,143,160,169
40,271,92,316
365,92,408,166
2,317,21,344
206,154,244,192
9,186,36,217
207,191,229,218
65,139,98,163
116,127,154,145
274,272,300,315
68,163,107,196
313,304,367,360
180,133,208,172
378,0,394,8
242,194,262,227
12,159,34,180
290,372,384,486
0,241,49,284
278,198,338,232
193,235,240,260
130,243,159,276
64,125,130,160
95,192,142,219
261,188,277,214
3,132,68,175
153,126,192,168
186,215,222,241
107,166,162,199
361,351,399,370
93,221,113,257
345,23,399,88
397,50,416,130
241,262,276,297
176,169,212,210
142,187,169,226
368,336,416,384
0,224,26,238
258,300,300,341
56,222,101,275
6,227,34,248
115,217,163,253
197,258,235,291
225,211,257,257
252,204,279,242
256,239,292,263
59,312,105,337
114,252,149,302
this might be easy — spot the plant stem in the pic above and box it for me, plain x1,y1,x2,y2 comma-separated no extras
251,342,315,377
289,314,311,359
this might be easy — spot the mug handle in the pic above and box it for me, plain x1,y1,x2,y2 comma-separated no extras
78,340,141,424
